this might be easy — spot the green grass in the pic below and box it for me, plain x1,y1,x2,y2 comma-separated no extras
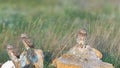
0,0,120,68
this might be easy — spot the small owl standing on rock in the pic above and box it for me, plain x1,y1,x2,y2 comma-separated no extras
52,28,114,68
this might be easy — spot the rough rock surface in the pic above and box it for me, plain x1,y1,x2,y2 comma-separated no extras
55,45,114,68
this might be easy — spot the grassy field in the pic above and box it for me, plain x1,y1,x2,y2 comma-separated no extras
0,0,120,68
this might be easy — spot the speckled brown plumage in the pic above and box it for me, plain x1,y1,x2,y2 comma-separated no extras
7,44,20,58
21,34,34,48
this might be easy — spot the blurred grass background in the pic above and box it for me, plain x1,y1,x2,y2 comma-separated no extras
0,0,120,68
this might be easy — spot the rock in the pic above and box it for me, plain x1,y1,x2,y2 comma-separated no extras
52,45,114,68
92,62,114,68
52,59,82,68
1,60,15,68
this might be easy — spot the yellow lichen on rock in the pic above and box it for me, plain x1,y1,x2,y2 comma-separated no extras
52,59,82,68
92,48,103,59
